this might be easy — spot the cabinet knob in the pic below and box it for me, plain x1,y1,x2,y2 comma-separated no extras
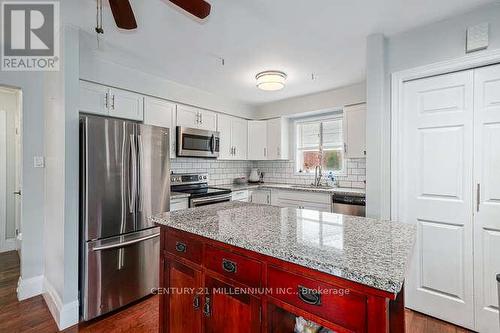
222,258,237,273
175,241,187,253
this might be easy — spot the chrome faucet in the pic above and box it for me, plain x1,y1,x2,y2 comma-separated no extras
314,165,322,187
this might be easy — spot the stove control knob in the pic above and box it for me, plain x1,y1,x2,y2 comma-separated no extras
199,175,202,180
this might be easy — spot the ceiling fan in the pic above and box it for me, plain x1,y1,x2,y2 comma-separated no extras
107,0,211,30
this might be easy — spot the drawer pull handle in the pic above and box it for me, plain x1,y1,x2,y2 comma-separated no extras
297,285,321,306
203,296,211,317
175,242,187,253
193,294,200,310
222,258,237,273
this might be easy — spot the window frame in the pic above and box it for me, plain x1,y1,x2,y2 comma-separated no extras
294,113,346,175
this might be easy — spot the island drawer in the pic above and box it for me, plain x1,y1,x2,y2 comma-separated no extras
267,266,367,332
204,245,262,287
165,228,202,264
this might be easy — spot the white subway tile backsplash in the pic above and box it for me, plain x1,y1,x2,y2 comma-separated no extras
170,157,366,189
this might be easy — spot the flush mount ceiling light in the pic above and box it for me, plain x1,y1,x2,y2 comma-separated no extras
256,70,287,91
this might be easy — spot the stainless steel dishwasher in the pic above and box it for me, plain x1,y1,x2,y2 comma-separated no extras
332,194,366,217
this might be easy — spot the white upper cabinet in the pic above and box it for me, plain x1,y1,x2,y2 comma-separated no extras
218,114,248,160
108,88,144,121
247,120,268,160
144,97,177,158
266,117,289,160
79,81,144,121
176,104,217,131
79,81,109,116
343,103,366,158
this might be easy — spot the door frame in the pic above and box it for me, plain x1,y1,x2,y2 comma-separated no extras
391,48,500,220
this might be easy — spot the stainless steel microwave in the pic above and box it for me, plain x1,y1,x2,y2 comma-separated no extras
177,126,220,158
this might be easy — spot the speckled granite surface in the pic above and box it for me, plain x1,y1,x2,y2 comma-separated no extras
220,183,366,197
151,201,415,294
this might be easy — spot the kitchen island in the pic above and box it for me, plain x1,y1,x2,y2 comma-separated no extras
152,201,416,333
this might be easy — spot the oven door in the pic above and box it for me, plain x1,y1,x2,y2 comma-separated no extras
190,193,232,207
177,126,220,158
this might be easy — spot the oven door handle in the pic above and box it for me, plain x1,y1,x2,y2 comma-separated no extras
191,194,231,204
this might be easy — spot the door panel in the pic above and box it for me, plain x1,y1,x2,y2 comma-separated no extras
248,121,267,160
217,114,232,159
198,109,217,131
83,228,159,320
232,117,248,160
473,64,500,333
204,276,260,333
166,260,201,333
82,116,136,240
402,71,474,329
137,124,170,230
176,105,199,128
109,88,144,121
144,97,177,159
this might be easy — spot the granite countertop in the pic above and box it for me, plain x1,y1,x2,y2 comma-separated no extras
220,183,366,197
151,201,415,294
170,192,190,199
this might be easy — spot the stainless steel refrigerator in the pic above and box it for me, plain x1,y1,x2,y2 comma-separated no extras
79,115,170,321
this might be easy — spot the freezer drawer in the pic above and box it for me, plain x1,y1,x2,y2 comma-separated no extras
82,228,160,320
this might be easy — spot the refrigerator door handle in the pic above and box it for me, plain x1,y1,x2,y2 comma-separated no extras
92,233,159,251
129,134,137,214
137,134,143,212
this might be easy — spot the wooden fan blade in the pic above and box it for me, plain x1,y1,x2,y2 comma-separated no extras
169,0,211,19
109,0,137,29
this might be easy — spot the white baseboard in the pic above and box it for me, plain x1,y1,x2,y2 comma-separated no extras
17,275,44,300
43,277,79,330
0,237,18,253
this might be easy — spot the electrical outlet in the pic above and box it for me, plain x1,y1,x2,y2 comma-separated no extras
33,156,45,168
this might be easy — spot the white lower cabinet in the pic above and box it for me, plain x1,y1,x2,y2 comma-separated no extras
170,197,189,211
399,63,500,332
250,189,271,205
231,190,250,202
271,190,332,212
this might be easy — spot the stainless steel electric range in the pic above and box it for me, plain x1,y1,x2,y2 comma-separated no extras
171,173,232,207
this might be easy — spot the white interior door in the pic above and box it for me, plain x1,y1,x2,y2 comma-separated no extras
0,110,6,252
473,63,500,333
402,71,475,329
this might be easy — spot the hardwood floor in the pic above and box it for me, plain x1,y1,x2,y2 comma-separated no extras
0,251,473,332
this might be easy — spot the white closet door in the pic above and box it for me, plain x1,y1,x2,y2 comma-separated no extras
474,64,500,333
402,71,474,329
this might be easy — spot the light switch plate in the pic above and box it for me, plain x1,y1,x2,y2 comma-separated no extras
33,156,45,168
466,23,489,53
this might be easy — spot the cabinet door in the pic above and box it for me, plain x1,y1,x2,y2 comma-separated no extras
232,117,248,160
165,260,202,333
217,114,233,160
204,277,261,333
144,97,177,158
251,190,271,205
248,121,267,160
79,81,109,115
108,88,144,121
266,118,281,160
198,109,217,131
344,104,366,158
176,105,200,128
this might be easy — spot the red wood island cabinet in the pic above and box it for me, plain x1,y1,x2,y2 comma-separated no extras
158,226,407,333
